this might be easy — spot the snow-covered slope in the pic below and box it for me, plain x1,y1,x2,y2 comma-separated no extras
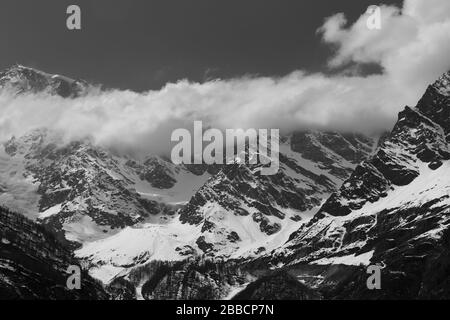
176,132,376,257
75,131,376,283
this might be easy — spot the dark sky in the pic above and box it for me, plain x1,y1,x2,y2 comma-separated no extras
0,0,402,91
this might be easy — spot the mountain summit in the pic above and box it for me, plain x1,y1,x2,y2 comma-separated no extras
0,64,89,97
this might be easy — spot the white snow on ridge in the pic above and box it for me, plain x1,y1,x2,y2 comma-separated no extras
283,159,450,267
352,161,450,216
311,250,374,266
224,281,253,300
75,217,200,282
88,265,125,284
38,203,62,219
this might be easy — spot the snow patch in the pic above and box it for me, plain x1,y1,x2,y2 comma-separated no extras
39,203,62,219
311,250,374,266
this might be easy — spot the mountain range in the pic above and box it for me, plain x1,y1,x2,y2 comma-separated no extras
0,64,449,299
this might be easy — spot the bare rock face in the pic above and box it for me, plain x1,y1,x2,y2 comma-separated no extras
127,157,177,189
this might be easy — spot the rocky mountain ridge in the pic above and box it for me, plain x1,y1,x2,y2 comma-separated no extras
257,71,450,299
0,64,89,98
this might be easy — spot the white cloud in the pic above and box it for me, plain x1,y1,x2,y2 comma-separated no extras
0,0,449,157
319,6,418,67
319,0,450,103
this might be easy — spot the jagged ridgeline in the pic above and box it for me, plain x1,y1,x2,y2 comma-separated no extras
0,206,108,299
0,64,89,97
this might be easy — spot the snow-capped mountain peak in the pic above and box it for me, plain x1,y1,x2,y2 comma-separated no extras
0,64,89,97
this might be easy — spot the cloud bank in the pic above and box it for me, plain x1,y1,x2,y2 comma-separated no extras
1,0,449,157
